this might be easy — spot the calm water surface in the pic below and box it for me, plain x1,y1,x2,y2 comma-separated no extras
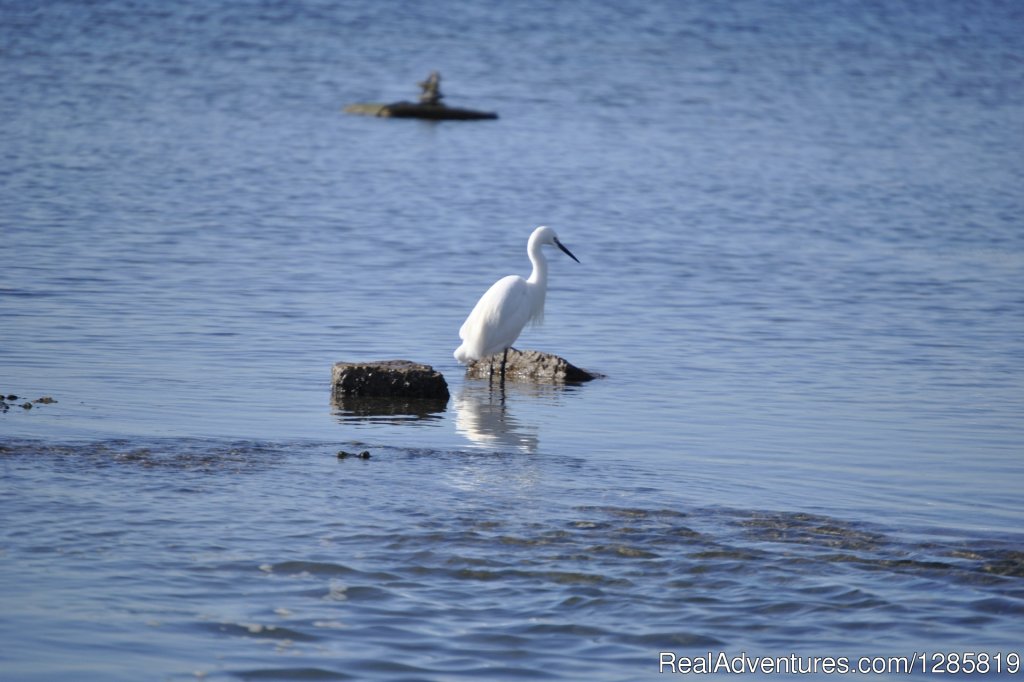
2,1,1023,679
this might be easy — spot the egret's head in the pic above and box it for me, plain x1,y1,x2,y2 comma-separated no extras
531,225,580,263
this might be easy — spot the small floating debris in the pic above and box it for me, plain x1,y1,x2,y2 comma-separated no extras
344,71,498,121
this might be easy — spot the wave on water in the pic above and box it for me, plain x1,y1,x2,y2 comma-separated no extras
2,438,1022,681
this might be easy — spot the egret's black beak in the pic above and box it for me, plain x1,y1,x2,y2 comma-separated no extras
554,238,580,263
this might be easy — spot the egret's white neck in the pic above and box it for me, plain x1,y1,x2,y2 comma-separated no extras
526,234,548,286
525,233,549,324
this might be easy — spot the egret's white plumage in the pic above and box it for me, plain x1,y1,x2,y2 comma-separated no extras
454,226,579,369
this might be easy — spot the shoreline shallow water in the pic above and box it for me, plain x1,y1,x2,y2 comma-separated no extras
3,436,1023,681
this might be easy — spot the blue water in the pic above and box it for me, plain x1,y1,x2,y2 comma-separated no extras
2,1,1023,679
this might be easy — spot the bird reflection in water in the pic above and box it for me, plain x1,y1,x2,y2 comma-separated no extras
453,380,545,453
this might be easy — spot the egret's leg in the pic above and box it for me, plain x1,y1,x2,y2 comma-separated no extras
500,348,508,381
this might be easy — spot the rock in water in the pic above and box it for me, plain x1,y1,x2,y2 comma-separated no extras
464,349,600,383
331,360,450,401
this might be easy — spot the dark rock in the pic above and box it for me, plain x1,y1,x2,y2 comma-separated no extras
33,396,57,404
332,360,450,401
358,451,371,459
465,349,602,383
21,402,32,410
337,450,352,459
7,395,17,401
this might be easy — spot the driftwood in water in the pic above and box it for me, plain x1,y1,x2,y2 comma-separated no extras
344,71,498,121
344,101,498,120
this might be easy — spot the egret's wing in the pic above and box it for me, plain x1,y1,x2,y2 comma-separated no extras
458,275,533,358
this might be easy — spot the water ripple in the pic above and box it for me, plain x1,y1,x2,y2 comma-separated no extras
2,439,1023,680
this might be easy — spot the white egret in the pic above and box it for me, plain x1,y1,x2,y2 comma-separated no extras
454,225,579,379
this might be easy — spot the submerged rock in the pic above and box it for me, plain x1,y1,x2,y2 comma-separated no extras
0,393,57,411
464,349,601,383
332,360,450,401
336,449,372,460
